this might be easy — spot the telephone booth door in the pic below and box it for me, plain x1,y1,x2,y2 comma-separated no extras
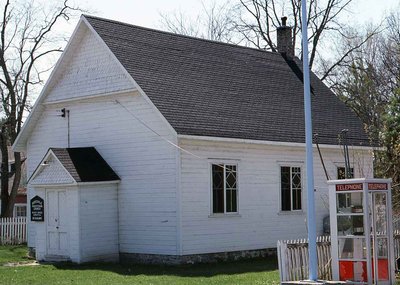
370,191,392,285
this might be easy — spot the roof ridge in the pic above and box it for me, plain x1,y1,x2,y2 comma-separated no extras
83,14,282,57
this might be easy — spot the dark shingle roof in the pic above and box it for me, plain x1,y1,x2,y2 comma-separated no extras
51,147,120,182
85,15,370,146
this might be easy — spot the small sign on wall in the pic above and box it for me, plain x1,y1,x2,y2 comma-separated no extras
30,196,44,222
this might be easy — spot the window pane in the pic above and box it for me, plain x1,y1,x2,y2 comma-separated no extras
375,193,387,234
291,167,301,210
225,165,237,213
338,238,366,259
213,189,224,213
212,164,224,213
337,215,364,236
15,205,27,217
337,167,346,179
281,167,291,211
293,189,302,210
226,189,231,212
226,166,237,189
231,189,237,212
337,192,363,214
226,189,238,212
292,167,301,188
337,167,354,179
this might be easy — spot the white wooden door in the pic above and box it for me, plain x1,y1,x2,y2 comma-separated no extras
46,189,69,256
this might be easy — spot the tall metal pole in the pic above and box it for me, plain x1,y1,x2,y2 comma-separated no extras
301,0,318,281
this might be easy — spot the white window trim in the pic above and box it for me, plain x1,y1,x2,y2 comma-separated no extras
278,162,304,214
209,160,239,217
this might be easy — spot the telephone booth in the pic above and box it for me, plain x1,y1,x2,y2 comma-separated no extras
328,178,395,285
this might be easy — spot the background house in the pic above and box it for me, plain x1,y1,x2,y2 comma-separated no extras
0,147,27,217
13,15,373,263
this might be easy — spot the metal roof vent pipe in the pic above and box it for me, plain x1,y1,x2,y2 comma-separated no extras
277,16,294,59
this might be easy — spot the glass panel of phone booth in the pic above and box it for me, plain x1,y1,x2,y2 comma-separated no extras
337,192,363,214
371,192,390,283
338,238,366,259
336,191,367,283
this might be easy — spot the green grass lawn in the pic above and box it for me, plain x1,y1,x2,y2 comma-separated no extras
0,246,280,285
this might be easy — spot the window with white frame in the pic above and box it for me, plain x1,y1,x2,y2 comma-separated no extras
280,166,302,211
14,204,27,217
337,166,354,180
211,163,238,214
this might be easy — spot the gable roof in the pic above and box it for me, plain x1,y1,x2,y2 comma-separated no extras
84,15,370,147
50,147,120,182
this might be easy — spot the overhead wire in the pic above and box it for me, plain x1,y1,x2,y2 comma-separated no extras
114,98,367,179
115,97,367,215
114,99,204,160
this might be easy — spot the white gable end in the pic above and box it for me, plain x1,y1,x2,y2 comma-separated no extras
30,155,75,185
44,24,134,103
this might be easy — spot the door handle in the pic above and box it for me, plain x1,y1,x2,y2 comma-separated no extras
56,226,59,229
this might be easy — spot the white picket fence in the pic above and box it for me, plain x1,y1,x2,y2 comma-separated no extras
277,236,332,282
0,217,27,245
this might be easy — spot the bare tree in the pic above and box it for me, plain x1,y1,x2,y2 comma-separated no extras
234,0,380,80
326,27,388,142
0,0,81,217
160,0,379,81
160,1,237,42
330,10,399,140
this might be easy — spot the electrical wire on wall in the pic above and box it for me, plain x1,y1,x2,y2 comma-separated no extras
114,99,203,160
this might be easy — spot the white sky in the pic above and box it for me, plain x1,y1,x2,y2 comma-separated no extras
67,0,399,33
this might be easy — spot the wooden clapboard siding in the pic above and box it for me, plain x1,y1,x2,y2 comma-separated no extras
43,21,133,104
27,92,178,255
178,138,373,255
79,184,119,262
26,22,178,255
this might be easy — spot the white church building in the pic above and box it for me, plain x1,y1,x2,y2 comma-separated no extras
12,15,373,263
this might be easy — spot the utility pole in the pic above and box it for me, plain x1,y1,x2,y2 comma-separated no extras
301,0,318,281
